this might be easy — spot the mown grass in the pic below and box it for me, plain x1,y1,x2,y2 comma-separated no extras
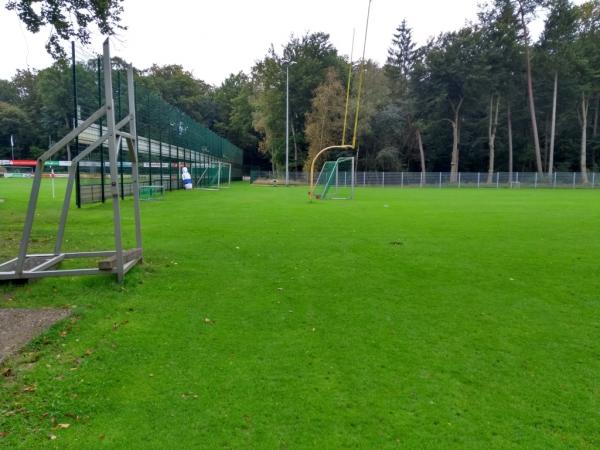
1,178,599,449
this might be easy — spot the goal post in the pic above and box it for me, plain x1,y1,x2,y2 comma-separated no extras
219,162,232,188
193,161,230,190
313,156,355,200
0,39,142,283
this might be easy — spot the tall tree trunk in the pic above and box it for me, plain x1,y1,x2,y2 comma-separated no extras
548,71,558,176
580,93,590,184
448,97,463,183
508,103,513,184
487,95,500,184
416,128,426,183
318,112,327,150
518,5,544,176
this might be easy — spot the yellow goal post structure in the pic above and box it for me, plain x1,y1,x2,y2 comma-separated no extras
307,0,372,201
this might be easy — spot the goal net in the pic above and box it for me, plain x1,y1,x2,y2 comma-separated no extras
313,156,355,200
193,161,231,190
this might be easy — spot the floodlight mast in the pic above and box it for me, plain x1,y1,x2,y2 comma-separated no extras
284,60,296,185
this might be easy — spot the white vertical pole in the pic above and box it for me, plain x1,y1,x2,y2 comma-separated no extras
534,172,537,189
477,172,480,189
458,172,461,188
363,171,366,186
496,172,499,189
401,171,404,188
439,172,442,188
51,169,56,199
592,172,596,188
382,171,385,187
554,172,557,188
573,172,576,188
285,65,289,186
351,157,355,199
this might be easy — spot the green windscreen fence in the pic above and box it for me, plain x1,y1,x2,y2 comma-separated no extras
66,43,243,205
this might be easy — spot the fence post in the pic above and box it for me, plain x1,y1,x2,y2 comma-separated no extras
97,56,105,203
593,172,596,188
159,139,163,188
401,171,404,188
458,172,461,188
439,172,442,188
363,171,366,186
71,42,81,208
496,172,499,189
149,140,153,187
168,139,172,191
553,172,557,188
382,171,385,187
573,172,576,189
534,172,537,189
477,172,480,189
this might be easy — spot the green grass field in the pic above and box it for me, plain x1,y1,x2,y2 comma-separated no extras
1,178,599,449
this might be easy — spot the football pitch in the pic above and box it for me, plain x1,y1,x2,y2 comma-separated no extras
1,178,599,449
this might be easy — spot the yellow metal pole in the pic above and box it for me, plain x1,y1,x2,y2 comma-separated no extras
352,0,373,149
341,29,355,146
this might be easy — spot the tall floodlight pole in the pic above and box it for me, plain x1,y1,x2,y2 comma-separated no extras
284,61,296,185
285,63,290,185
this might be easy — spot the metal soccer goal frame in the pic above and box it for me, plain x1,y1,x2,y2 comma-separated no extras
313,156,356,200
194,161,231,190
0,39,142,283
308,144,355,201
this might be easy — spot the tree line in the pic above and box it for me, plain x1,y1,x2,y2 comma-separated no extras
1,0,599,177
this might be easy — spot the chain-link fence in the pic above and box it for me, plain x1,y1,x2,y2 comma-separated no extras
250,170,600,188
64,43,243,205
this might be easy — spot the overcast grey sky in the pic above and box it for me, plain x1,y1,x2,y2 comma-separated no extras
0,0,552,85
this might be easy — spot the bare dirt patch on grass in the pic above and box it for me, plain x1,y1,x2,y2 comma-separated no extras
0,308,70,363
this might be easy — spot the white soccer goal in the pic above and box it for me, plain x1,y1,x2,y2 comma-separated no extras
194,161,231,190
313,156,355,200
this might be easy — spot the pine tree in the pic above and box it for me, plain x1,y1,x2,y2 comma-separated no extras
385,20,416,96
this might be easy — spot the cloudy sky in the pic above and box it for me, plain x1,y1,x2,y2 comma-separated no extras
0,0,552,85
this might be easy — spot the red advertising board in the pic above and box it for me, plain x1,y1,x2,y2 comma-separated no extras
10,160,37,167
